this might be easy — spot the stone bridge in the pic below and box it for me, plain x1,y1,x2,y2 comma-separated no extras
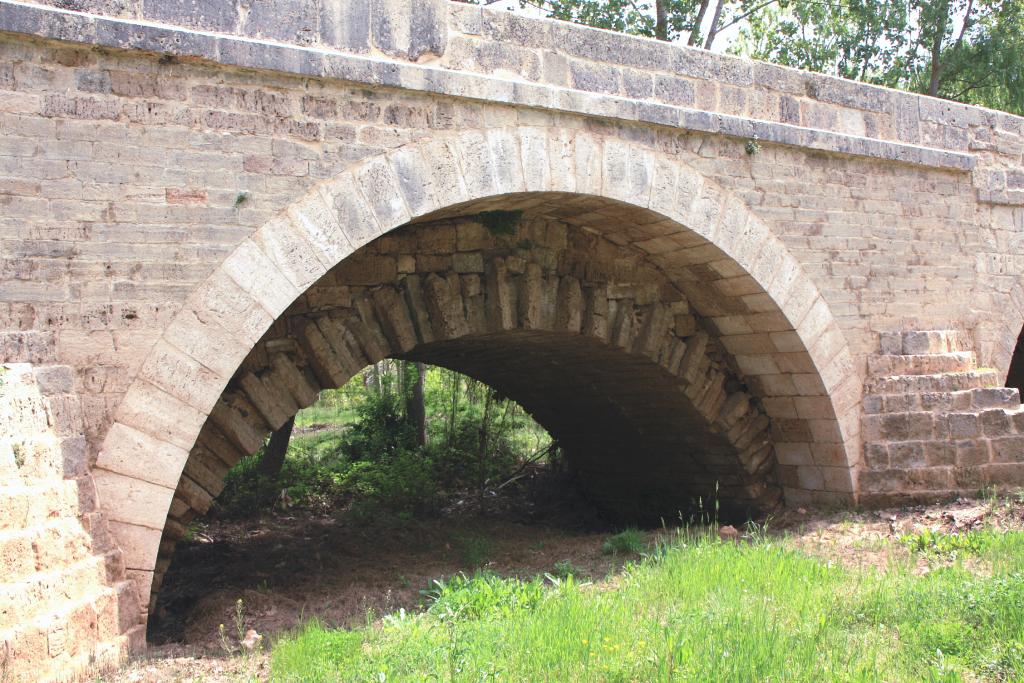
1,0,1023,679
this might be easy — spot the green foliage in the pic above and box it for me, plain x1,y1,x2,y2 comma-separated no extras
271,530,1024,681
550,559,586,579
736,0,1022,114
930,0,1024,114
423,571,547,621
337,451,438,516
215,431,350,516
601,528,646,556
735,0,912,85
541,0,667,37
214,363,552,518
429,413,519,490
292,401,355,429
339,391,418,462
900,527,998,558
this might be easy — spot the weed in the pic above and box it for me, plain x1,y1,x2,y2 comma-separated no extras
745,136,761,155
182,522,199,542
423,571,545,621
745,516,774,544
550,559,585,580
900,528,996,558
233,191,250,208
601,528,645,556
234,598,247,643
10,443,23,469
217,623,233,656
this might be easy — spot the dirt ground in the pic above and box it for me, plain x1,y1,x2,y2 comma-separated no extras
101,490,1024,683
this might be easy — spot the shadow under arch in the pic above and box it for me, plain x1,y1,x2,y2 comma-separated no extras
1005,327,1024,392
91,126,862,627
980,281,1024,389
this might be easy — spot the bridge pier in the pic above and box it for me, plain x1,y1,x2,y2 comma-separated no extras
860,330,1024,505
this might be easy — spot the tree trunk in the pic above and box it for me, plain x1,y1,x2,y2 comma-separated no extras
446,370,459,449
689,0,711,46
477,389,494,510
258,415,295,479
927,0,951,97
368,363,381,396
655,0,669,41
704,0,727,50
409,362,427,446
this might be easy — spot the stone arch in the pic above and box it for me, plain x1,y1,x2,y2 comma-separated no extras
979,281,1024,385
159,232,780,567
91,125,862,621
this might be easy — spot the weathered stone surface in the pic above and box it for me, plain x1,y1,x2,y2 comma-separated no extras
0,3,1022,676
862,339,1024,504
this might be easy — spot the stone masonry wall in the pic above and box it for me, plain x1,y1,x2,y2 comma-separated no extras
0,0,1022,677
0,29,1019,469
861,331,1024,503
0,364,142,682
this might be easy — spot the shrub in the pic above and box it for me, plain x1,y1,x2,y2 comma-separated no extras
601,528,646,556
335,450,437,515
431,413,520,490
212,371,548,519
214,432,352,517
338,391,417,462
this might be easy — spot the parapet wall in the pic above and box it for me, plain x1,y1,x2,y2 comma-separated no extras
3,0,1022,369
5,0,1021,170
0,364,142,682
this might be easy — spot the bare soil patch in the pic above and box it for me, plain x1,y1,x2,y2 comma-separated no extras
772,495,1024,571
153,514,624,651
149,469,620,650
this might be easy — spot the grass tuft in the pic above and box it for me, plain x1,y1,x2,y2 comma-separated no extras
601,528,646,556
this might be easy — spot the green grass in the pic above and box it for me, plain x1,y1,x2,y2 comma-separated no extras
270,530,1024,682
